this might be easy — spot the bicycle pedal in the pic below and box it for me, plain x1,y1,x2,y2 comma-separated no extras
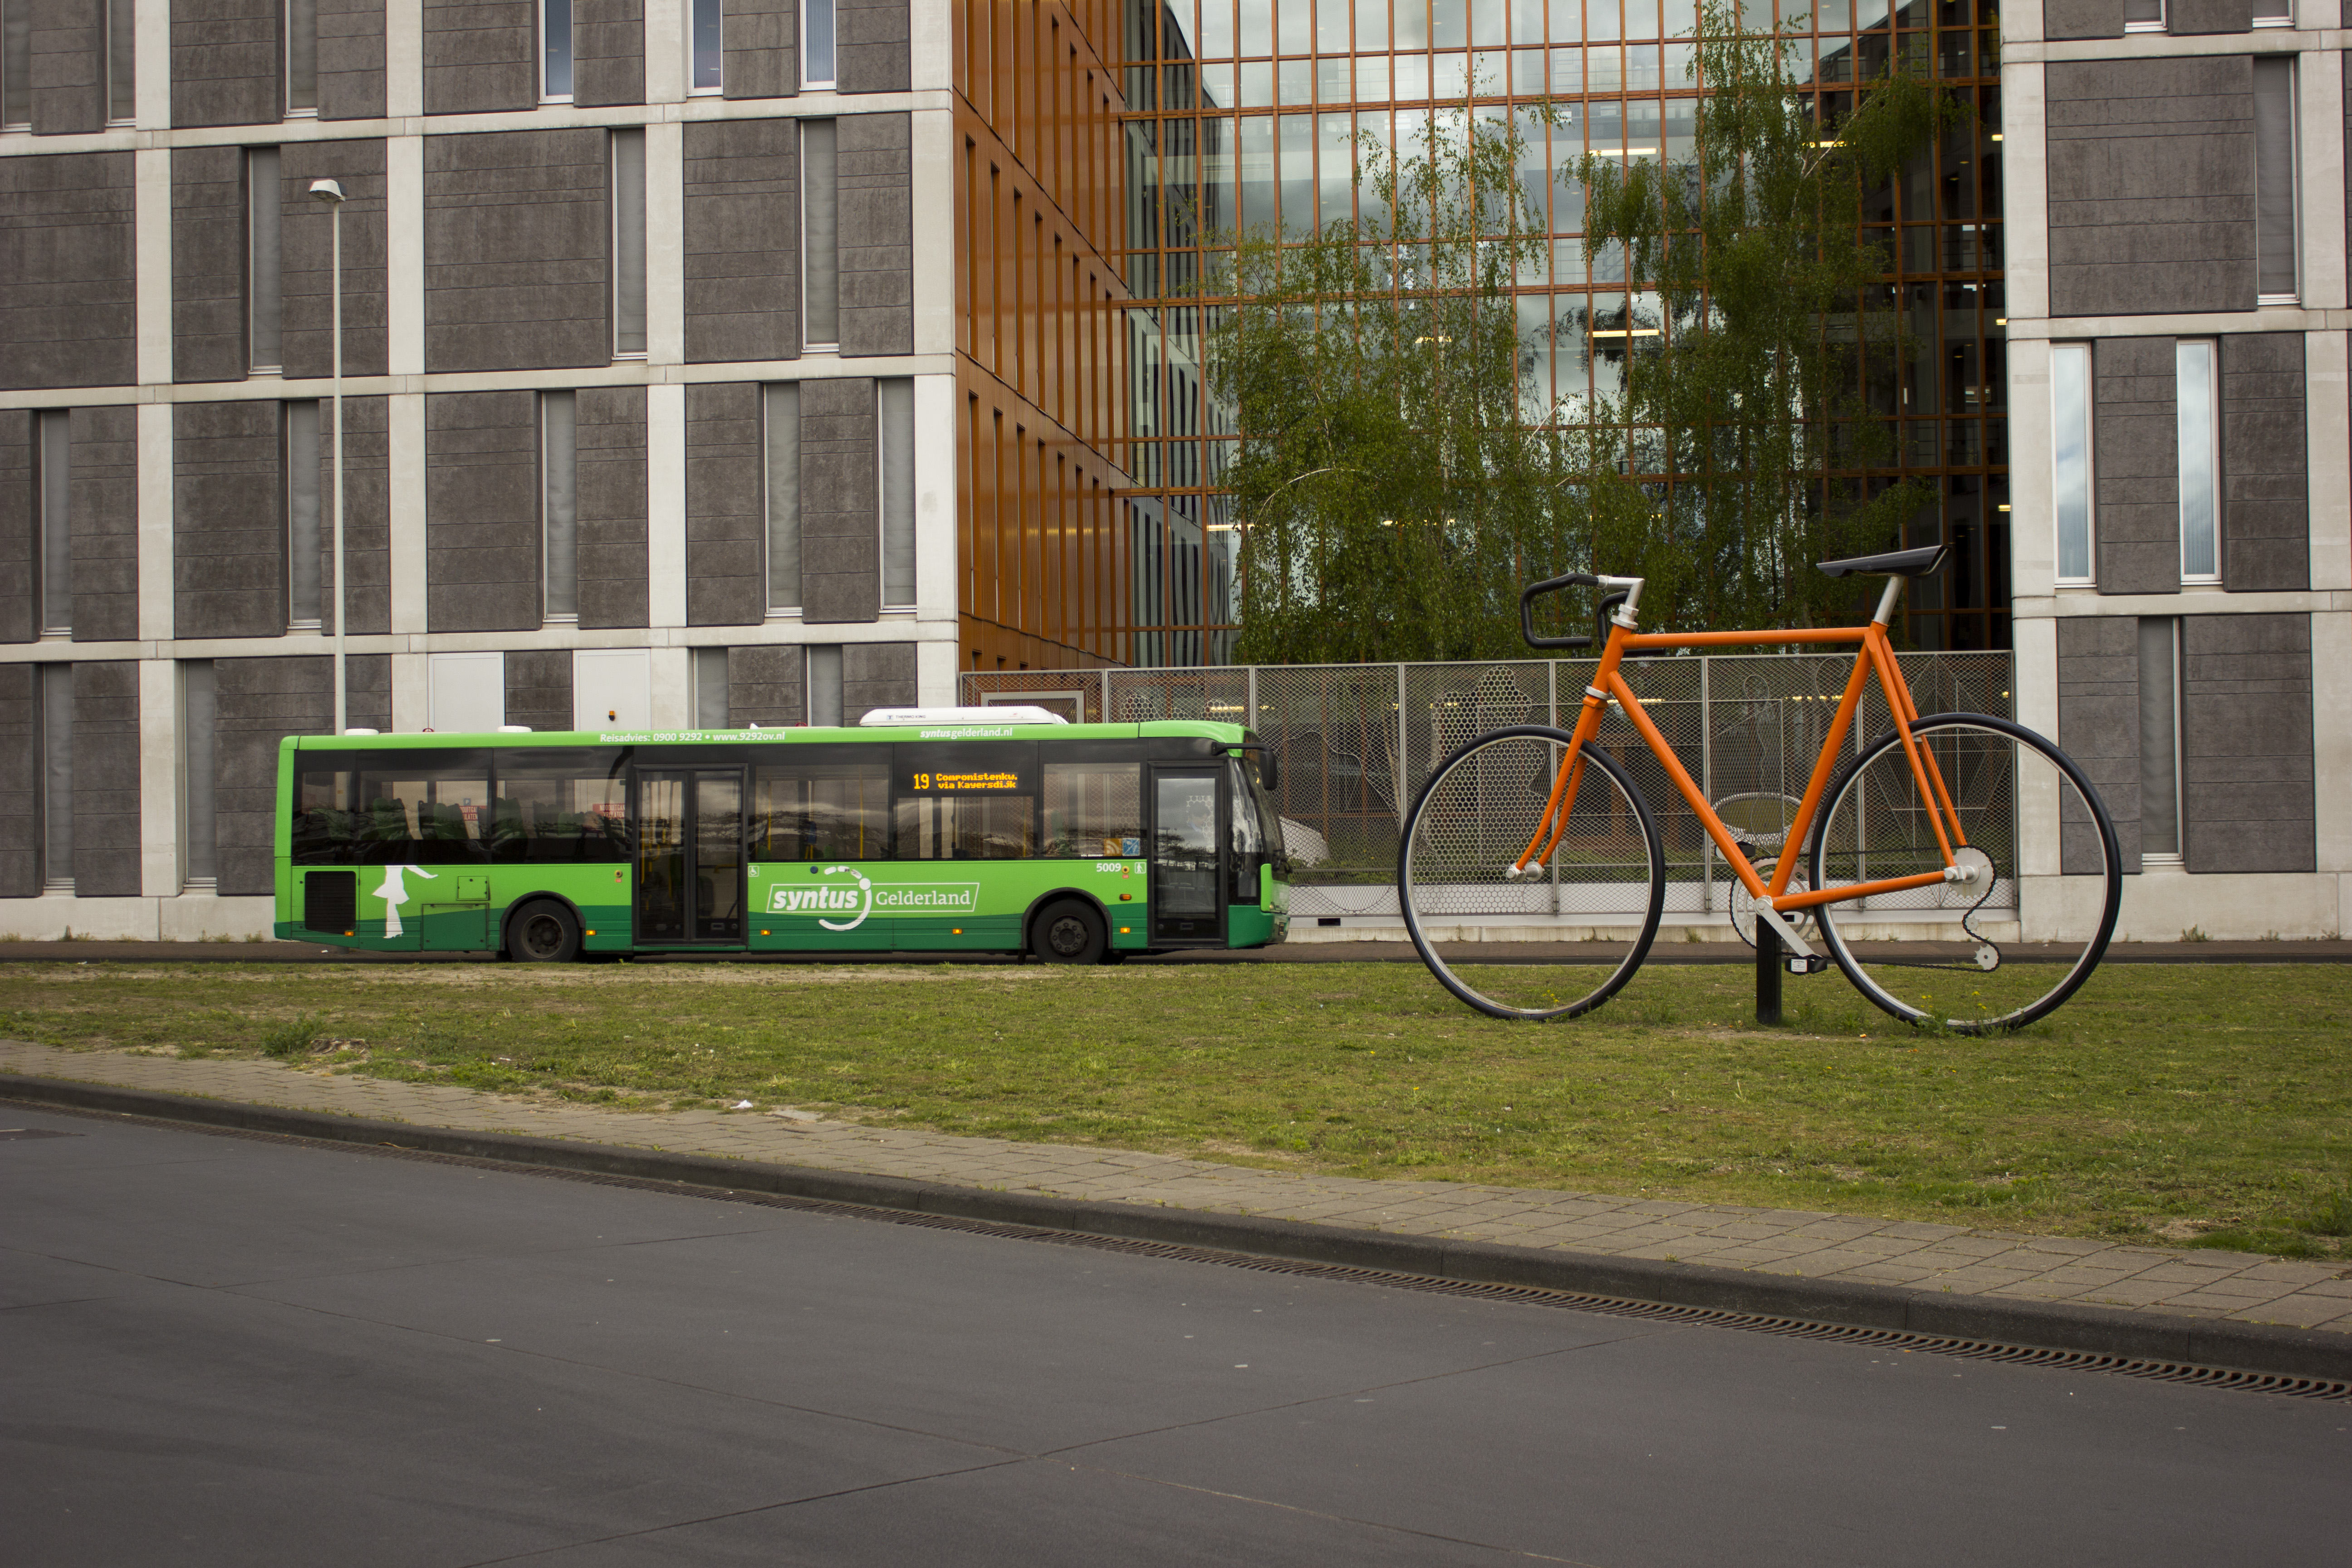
1785,956,1831,976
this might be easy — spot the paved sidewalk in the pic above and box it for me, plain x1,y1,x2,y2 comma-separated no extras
5,1039,2347,1336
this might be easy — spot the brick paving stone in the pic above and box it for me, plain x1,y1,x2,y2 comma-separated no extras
5,1038,2348,1341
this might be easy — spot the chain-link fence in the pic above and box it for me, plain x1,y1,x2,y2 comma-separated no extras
960,653,2013,926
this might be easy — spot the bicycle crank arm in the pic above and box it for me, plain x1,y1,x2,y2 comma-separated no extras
1753,903,1820,961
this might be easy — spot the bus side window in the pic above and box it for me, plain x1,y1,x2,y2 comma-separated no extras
1043,762,1142,859
1229,758,1266,900
493,749,631,863
753,759,892,861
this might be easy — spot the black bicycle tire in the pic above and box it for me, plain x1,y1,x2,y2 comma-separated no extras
1398,726,1666,1021
1807,711,2123,1032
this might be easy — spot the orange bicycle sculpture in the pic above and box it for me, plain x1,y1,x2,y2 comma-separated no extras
1398,547,2122,1032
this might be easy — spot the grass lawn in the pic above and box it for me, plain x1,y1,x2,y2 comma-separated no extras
4,958,2349,1259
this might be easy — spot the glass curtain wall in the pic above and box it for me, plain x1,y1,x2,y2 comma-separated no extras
1117,0,2006,657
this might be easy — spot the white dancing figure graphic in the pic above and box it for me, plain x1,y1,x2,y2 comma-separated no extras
373,864,440,938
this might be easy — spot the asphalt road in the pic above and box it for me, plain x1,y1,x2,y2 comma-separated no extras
4,1108,2345,1567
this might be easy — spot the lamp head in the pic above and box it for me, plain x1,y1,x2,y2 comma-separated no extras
308,178,346,204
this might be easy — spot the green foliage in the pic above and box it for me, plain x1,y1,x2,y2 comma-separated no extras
1575,0,1967,630
259,1013,323,1058
1211,106,1595,663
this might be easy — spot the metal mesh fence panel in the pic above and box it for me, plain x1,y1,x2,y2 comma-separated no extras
961,652,2013,926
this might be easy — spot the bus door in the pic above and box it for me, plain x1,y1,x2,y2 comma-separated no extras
1148,766,1225,944
635,768,746,944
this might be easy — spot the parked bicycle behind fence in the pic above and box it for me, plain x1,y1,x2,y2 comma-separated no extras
1398,547,2122,1033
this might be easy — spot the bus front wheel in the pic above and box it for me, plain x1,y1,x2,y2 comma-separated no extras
1031,900,1106,965
506,900,582,964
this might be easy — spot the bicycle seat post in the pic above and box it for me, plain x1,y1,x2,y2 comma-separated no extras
1870,573,1906,627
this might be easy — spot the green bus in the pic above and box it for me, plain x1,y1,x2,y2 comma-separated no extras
274,709,1289,963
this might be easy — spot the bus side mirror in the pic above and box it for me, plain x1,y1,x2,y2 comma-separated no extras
1259,752,1279,792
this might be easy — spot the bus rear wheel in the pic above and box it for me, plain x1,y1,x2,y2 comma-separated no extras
1032,900,1106,965
507,900,582,964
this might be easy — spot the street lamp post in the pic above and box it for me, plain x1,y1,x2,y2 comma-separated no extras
308,178,348,734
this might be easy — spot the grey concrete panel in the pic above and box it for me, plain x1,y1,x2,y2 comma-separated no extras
173,400,286,641
836,0,909,92
0,666,33,894
683,118,799,365
2043,0,2122,38
685,382,765,627
424,129,612,373
172,146,248,386
836,113,913,357
504,649,573,733
842,641,915,716
0,152,136,392
425,390,541,632
422,0,534,114
2057,616,2141,873
309,394,392,636
727,643,804,725
722,0,795,98
317,0,388,118
214,653,391,893
281,139,390,380
576,385,648,630
2046,58,2256,317
69,406,138,644
30,0,105,134
0,411,31,644
799,376,877,623
69,659,138,897
2182,612,2313,873
2169,0,2252,31
2092,336,2180,597
2220,333,2306,593
573,0,644,105
170,0,281,127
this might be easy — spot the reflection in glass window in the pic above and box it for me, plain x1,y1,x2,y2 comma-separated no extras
542,0,573,98
493,750,630,863
803,0,835,85
2176,341,2218,583
2051,344,2092,583
293,753,494,865
1043,762,1143,858
691,0,723,91
753,756,890,861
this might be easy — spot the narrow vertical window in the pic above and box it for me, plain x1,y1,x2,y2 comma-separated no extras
2137,618,2181,861
691,0,724,92
37,411,71,636
107,0,135,122
804,0,836,87
2176,341,2219,583
2051,344,2093,585
764,382,801,611
2122,0,2163,28
693,647,730,727
249,148,284,373
802,121,839,347
41,664,74,890
183,662,218,887
808,645,843,725
610,129,647,357
2,0,30,128
542,391,578,621
880,378,916,607
286,0,318,115
542,0,574,100
287,400,323,627
2253,58,2297,303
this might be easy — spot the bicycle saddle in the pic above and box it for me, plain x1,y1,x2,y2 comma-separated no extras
1816,544,1949,578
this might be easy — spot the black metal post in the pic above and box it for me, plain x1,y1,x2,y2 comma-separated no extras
1756,918,1783,1025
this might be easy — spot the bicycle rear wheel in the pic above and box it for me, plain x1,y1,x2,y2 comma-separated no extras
1808,713,2121,1032
1399,727,1664,1020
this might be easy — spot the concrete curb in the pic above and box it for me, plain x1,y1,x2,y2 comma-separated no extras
8,1071,2349,1385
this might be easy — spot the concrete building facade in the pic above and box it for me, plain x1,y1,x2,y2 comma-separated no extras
1,0,1137,937
2002,0,2350,937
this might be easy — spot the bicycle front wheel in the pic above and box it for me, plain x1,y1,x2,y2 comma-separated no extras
1399,726,1664,1020
1809,713,2121,1032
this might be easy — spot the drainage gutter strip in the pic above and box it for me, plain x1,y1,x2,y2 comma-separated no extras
7,1072,2347,1388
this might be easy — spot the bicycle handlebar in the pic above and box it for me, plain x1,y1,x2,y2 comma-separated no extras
1519,573,1599,650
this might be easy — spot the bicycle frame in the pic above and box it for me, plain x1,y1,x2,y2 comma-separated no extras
1516,608,1972,927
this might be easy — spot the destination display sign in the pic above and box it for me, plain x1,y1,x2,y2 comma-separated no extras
895,743,1034,796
